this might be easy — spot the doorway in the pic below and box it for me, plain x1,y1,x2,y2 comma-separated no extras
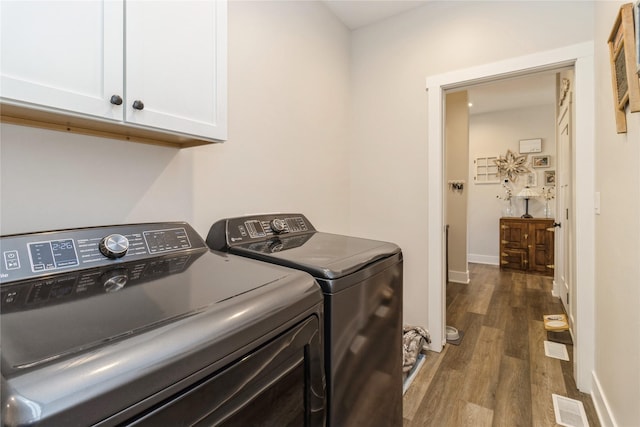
426,42,595,392
446,71,560,279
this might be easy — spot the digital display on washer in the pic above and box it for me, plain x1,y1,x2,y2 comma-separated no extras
143,228,192,254
245,220,266,238
28,239,79,272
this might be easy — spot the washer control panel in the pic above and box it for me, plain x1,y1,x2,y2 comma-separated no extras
242,216,309,239
207,213,316,250
1,222,206,284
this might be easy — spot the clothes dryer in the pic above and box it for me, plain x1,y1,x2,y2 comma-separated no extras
207,213,403,427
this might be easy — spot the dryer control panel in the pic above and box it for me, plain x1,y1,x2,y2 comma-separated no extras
207,213,316,250
0,222,207,284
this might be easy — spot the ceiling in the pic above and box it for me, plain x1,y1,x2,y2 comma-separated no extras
322,0,430,30
465,72,557,115
322,1,557,115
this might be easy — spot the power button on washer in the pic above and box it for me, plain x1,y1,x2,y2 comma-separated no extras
3,251,20,270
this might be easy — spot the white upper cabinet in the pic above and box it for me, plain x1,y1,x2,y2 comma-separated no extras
0,0,227,144
125,1,227,140
0,1,124,120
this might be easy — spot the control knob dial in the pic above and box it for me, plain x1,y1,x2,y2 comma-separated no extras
99,234,129,259
270,219,287,234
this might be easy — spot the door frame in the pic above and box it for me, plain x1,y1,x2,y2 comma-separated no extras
426,42,595,392
556,99,573,319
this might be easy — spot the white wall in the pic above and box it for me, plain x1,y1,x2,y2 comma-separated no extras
191,1,352,235
445,91,469,282
468,104,556,264
0,1,351,238
350,1,594,330
593,2,640,426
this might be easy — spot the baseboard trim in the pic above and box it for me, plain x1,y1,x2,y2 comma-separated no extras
552,279,560,298
448,269,469,284
467,254,499,265
591,371,617,427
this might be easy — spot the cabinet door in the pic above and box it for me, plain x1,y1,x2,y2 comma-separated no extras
500,219,529,271
501,248,528,270
125,0,227,140
0,1,123,120
529,221,554,275
501,220,528,249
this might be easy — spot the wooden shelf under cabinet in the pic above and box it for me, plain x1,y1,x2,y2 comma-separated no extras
0,104,213,149
500,217,554,277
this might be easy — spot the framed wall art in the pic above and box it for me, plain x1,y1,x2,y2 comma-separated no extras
544,171,556,186
519,138,542,154
531,155,550,168
608,2,640,133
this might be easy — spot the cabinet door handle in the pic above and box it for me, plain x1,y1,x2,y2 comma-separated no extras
524,233,528,240
132,100,145,110
110,95,123,105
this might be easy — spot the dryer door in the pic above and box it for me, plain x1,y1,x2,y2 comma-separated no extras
124,314,325,427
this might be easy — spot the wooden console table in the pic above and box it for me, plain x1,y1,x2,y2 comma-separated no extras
500,217,554,277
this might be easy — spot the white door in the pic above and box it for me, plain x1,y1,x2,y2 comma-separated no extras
557,87,573,324
0,1,123,120
125,0,227,140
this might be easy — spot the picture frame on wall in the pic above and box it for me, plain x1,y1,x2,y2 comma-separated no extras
544,170,556,186
531,155,550,168
526,172,537,187
608,3,640,133
519,138,542,154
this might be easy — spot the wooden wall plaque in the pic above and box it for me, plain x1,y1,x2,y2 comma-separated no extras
608,3,640,133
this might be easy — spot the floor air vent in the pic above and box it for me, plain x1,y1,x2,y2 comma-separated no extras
552,394,589,427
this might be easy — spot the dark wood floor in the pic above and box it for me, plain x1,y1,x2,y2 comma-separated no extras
403,263,600,427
